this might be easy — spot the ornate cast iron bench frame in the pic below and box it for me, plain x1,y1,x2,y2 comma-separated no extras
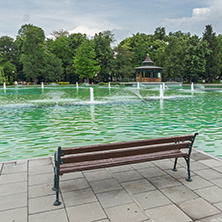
52,133,198,206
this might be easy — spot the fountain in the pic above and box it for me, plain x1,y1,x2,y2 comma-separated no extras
137,82,140,89
1,84,222,162
76,82,79,89
90,87,94,103
41,82,44,89
191,82,194,91
159,84,164,98
108,82,111,89
3,82,6,89
162,82,165,90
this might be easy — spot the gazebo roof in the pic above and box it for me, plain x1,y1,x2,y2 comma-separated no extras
135,53,163,70
142,54,154,66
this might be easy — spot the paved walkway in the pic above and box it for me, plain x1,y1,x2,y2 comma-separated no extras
1,149,222,222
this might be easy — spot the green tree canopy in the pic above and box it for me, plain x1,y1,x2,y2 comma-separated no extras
93,30,115,82
184,35,209,82
18,24,63,83
74,40,100,83
113,45,134,81
0,66,6,84
203,25,218,82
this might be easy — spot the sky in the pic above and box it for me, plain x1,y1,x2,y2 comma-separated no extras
1,0,222,42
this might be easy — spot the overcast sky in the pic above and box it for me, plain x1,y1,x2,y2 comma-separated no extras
1,0,222,42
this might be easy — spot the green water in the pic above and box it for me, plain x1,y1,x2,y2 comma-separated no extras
0,84,222,162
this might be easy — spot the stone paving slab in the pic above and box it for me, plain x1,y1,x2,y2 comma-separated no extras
60,177,90,192
62,188,97,207
0,207,27,222
137,166,166,178
96,189,133,208
145,204,192,222
133,190,171,210
178,198,220,220
105,202,149,222
113,169,144,182
29,208,68,222
0,151,222,221
178,175,213,190
121,179,156,194
0,181,27,196
66,202,107,222
90,178,122,193
160,185,198,203
195,185,222,204
0,172,27,184
0,192,27,211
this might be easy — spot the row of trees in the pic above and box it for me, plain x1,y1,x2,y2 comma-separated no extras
0,24,222,84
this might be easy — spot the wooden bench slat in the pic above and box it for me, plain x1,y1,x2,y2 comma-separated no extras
61,142,190,164
60,150,187,174
64,134,193,155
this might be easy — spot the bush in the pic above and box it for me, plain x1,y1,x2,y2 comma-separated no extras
58,82,69,85
110,82,120,85
98,82,105,85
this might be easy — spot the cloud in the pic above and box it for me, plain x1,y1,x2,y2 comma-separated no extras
69,26,101,37
1,0,222,40
162,0,222,35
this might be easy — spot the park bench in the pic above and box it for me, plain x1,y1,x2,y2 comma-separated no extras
52,133,198,206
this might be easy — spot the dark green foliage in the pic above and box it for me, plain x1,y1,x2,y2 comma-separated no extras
74,40,100,83
203,25,218,82
0,66,6,84
93,30,114,82
18,24,63,83
113,45,134,81
0,24,222,83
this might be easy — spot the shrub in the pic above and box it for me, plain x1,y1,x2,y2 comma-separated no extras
98,82,105,85
58,82,69,85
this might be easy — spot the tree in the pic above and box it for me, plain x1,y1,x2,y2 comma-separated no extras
93,30,114,82
0,36,18,81
203,25,218,82
42,51,63,82
183,35,209,82
153,27,166,41
120,33,152,68
113,45,134,81
0,66,6,84
51,29,69,38
18,24,46,83
46,36,72,81
0,36,17,62
163,35,187,80
217,34,222,80
46,32,87,82
18,24,63,83
74,40,100,83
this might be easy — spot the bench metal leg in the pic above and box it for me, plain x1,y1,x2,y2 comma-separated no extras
52,152,57,191
52,167,56,191
184,157,192,182
172,157,178,171
53,167,61,206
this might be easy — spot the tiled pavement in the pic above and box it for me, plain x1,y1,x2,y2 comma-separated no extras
1,149,222,222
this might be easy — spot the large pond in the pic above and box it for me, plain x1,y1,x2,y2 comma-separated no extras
0,83,221,162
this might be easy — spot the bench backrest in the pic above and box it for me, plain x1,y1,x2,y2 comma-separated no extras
59,133,198,164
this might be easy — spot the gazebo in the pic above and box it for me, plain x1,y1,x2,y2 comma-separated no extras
135,54,163,82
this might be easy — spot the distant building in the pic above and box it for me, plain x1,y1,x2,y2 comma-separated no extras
135,54,163,82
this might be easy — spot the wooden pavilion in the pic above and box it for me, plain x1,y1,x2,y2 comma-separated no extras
135,54,163,82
